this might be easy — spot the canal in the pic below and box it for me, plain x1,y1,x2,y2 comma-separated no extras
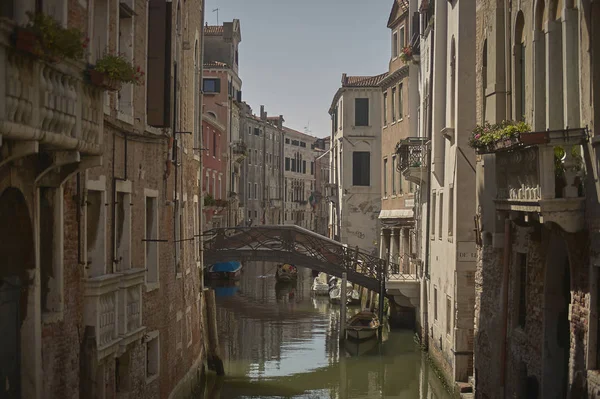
201,261,451,399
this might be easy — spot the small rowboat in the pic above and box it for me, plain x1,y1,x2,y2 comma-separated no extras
311,273,329,296
345,311,380,341
275,263,298,283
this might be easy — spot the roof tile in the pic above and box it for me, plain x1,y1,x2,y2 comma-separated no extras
343,73,388,87
204,25,224,36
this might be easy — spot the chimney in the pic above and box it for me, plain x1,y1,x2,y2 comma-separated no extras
341,73,347,86
260,105,267,120
278,115,283,130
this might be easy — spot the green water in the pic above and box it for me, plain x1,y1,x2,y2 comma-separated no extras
202,262,451,399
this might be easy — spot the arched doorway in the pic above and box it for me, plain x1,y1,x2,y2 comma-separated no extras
0,187,35,399
542,228,571,398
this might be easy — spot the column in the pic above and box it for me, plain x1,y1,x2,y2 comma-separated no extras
399,228,406,273
390,229,399,274
379,229,388,259
403,228,411,273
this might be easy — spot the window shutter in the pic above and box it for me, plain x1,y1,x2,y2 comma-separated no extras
237,90,242,102
215,78,221,93
355,98,369,126
147,0,172,127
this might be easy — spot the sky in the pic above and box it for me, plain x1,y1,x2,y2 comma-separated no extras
205,0,393,138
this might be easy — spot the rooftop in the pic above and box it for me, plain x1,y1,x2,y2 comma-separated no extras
342,73,388,88
204,25,224,36
204,61,229,69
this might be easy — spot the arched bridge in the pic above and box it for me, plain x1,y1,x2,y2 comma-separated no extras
202,225,417,292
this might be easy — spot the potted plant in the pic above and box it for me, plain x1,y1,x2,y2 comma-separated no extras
13,12,88,62
87,52,144,91
400,46,413,63
468,120,532,153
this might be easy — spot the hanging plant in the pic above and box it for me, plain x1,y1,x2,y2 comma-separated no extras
400,46,414,63
14,12,88,62
87,52,144,90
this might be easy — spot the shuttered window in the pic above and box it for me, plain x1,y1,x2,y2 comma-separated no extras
147,0,172,127
355,98,369,126
352,152,370,186
203,78,220,93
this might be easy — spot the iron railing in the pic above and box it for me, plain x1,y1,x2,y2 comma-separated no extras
396,137,428,172
202,225,418,292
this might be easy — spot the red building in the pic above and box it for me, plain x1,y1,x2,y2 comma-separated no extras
202,114,227,229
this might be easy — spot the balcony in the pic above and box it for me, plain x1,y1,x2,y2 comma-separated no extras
0,19,103,162
83,269,145,361
481,128,587,233
231,141,248,162
396,137,428,186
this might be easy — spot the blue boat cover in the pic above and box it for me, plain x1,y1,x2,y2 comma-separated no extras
209,261,242,273
214,286,239,297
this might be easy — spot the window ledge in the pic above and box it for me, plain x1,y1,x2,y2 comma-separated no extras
145,282,160,293
431,235,436,240
185,267,191,276
117,111,134,126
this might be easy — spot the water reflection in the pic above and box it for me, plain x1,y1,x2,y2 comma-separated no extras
204,261,451,399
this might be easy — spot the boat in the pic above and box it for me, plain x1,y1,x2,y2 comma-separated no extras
328,279,360,305
345,311,380,341
275,263,298,283
206,261,242,280
311,273,330,296
344,335,379,356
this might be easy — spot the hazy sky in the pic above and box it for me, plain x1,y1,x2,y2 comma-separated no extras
205,0,393,138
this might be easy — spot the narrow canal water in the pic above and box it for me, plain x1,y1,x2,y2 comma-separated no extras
202,262,451,399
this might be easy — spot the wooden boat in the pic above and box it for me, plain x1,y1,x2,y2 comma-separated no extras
206,261,242,280
275,263,298,283
345,311,380,341
311,273,329,296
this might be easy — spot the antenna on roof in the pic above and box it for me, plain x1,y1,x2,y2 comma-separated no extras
212,8,219,25
304,122,311,134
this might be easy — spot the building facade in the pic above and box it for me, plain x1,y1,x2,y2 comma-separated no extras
239,104,285,226
0,0,207,397
408,0,478,391
202,112,228,229
283,127,318,229
202,21,243,228
313,137,331,236
329,73,386,254
473,1,600,398
380,0,419,275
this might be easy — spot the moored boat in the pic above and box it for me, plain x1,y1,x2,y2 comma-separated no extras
311,272,329,296
345,311,380,341
206,261,242,280
328,279,360,305
275,263,298,283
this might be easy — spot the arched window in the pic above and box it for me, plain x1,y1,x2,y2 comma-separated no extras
207,111,217,119
194,40,200,149
514,12,526,121
533,0,547,130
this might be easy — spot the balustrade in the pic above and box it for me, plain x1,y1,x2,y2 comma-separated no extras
1,20,103,155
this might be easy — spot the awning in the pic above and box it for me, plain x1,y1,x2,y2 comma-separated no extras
209,261,242,273
378,209,414,220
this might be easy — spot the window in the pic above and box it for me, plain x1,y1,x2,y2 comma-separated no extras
431,192,437,237
248,126,251,135
352,152,370,186
285,157,290,171
383,158,388,197
292,140,299,146
212,131,217,157
434,287,438,320
355,98,369,126
392,156,397,194
392,31,398,58
446,296,452,335
291,159,296,172
438,193,444,239
398,83,404,119
116,352,131,393
514,12,526,121
248,182,251,200
203,78,220,93
399,26,405,52
303,161,307,174
383,92,388,125
449,38,456,128
254,128,260,136
310,162,314,176
254,183,258,199
145,193,159,286
145,332,159,382
254,150,258,166
285,138,290,144
115,186,132,272
391,87,396,121
517,253,527,328
300,142,306,148
118,2,134,117
448,185,454,237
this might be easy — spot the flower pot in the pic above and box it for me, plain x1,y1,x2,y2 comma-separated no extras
519,131,549,146
13,28,39,56
88,69,122,91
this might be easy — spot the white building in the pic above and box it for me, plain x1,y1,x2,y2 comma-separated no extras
328,73,387,255
412,0,477,389
283,127,319,229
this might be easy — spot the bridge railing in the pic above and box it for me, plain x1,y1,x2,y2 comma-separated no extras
202,225,418,285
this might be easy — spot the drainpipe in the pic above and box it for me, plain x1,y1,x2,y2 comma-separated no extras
500,217,511,394
198,0,205,287
505,0,512,121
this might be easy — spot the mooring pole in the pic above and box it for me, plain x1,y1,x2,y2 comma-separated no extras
378,254,388,340
340,272,347,342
